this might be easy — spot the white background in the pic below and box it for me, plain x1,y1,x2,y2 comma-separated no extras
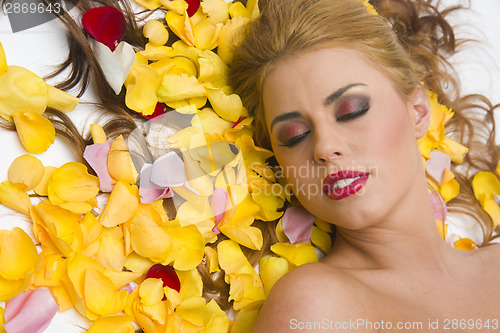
0,0,499,331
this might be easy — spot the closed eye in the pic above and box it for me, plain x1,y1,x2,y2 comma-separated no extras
278,130,311,147
336,104,370,121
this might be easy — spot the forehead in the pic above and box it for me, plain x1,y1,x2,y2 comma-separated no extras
261,47,390,116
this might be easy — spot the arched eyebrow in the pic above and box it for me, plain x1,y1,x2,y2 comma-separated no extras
324,83,367,106
269,83,367,132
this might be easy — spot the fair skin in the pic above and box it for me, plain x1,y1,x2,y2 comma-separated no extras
252,48,500,332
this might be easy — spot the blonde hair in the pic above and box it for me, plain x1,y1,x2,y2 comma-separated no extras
230,0,500,243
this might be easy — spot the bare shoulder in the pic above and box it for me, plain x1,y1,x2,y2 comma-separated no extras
252,262,372,333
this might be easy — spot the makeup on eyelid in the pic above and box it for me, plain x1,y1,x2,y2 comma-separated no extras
276,94,370,146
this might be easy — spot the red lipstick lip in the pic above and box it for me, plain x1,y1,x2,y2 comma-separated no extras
323,170,369,200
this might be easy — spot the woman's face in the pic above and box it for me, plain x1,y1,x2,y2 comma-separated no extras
262,48,428,229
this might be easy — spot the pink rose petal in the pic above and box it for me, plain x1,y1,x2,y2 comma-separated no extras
210,188,228,234
82,6,127,52
426,151,451,185
139,163,173,204
282,206,315,244
83,138,114,192
4,288,59,333
150,151,188,187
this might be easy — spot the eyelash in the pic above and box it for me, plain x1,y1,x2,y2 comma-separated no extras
278,101,370,147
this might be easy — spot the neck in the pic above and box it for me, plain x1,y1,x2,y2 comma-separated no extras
323,171,457,273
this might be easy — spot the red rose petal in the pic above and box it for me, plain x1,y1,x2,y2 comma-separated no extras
186,0,201,17
232,116,247,129
82,6,127,52
146,264,181,293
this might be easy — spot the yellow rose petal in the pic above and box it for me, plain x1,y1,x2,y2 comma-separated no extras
130,205,172,262
90,124,107,144
134,0,161,10
0,181,31,215
229,2,251,19
167,56,198,77
311,225,332,254
166,10,195,47
453,237,477,251
163,225,205,271
204,247,220,273
157,74,206,104
143,20,170,46
47,85,79,113
205,86,244,122
0,227,39,281
201,0,229,24
84,268,129,316
87,315,135,333
139,278,164,305
12,111,55,153
32,201,84,257
0,42,7,75
47,162,99,214
193,19,222,51
259,256,289,296
124,63,162,116
0,66,48,121
33,166,57,196
8,154,44,190
108,135,139,185
270,242,319,267
100,181,139,227
198,50,229,87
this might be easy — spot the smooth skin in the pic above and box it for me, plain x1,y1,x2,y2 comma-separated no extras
252,48,500,332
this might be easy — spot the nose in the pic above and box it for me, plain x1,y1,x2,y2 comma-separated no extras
313,128,348,164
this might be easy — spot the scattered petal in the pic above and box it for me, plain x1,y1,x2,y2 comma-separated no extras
82,6,127,52
3,288,58,333
12,111,55,153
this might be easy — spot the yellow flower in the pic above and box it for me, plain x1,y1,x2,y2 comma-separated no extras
163,225,205,271
107,135,139,185
157,74,206,105
218,187,263,250
0,228,39,301
7,154,44,190
231,305,261,333
84,268,129,317
89,226,127,271
0,181,32,215
129,204,172,262
357,0,378,15
0,66,48,121
217,240,265,310
47,162,99,214
311,225,332,254
31,201,84,257
46,85,79,113
175,297,229,332
217,16,249,65
143,20,170,46
270,242,319,267
472,171,500,228
134,0,161,10
87,315,135,333
33,166,57,196
193,19,223,50
100,181,139,227
205,86,245,122
198,50,229,87
12,111,55,153
124,62,162,116
0,42,7,75
259,256,289,297
126,278,168,332
166,10,195,46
